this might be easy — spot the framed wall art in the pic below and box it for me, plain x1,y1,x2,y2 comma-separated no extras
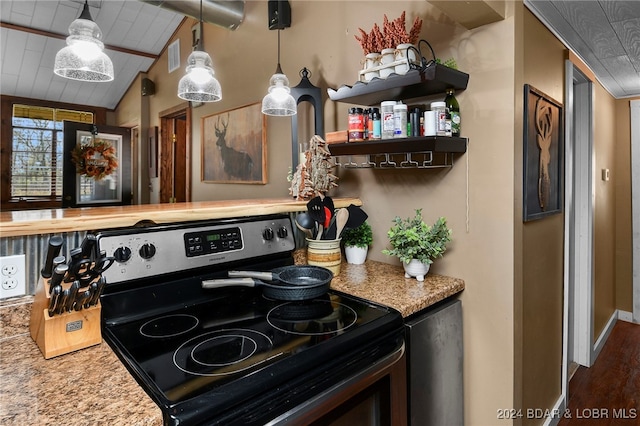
523,84,564,221
201,102,267,184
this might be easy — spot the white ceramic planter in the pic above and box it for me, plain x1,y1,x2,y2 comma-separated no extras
363,52,380,81
402,259,431,282
394,43,416,75
379,48,396,78
345,246,368,265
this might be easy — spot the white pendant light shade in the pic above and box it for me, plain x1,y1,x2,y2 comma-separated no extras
54,2,114,82
177,50,222,102
261,72,297,116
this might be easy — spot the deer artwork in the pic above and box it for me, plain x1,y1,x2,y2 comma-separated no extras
215,113,253,180
535,98,554,210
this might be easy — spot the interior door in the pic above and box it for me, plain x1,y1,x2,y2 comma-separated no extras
160,113,188,203
62,122,132,207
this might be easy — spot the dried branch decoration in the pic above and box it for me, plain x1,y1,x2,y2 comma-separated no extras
289,135,338,200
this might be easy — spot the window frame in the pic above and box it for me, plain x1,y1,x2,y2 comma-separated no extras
1,95,108,210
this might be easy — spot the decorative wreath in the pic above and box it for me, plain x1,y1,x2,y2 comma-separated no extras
71,139,118,180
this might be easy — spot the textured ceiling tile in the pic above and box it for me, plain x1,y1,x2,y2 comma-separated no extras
611,18,640,69
599,0,640,23
552,0,626,58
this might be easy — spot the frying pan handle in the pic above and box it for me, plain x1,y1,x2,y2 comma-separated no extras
228,270,275,281
202,278,258,289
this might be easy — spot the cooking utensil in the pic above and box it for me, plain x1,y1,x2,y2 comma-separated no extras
47,285,62,317
41,235,64,279
306,196,325,238
345,204,368,230
201,276,329,301
66,281,80,312
335,208,350,239
228,265,333,287
295,213,315,239
49,264,68,294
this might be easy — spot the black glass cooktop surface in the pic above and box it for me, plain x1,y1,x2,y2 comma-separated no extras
102,280,403,425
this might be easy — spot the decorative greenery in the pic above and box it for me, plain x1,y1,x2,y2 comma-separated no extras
436,57,458,69
71,139,118,180
342,221,373,249
382,209,451,265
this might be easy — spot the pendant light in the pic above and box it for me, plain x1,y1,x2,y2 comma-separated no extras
54,0,114,82
261,29,296,116
177,0,222,102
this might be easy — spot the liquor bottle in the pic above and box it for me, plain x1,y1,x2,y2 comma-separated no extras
444,89,461,137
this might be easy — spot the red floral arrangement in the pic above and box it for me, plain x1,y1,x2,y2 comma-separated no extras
71,139,118,180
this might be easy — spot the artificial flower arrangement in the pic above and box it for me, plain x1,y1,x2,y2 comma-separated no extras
355,11,423,55
71,139,118,180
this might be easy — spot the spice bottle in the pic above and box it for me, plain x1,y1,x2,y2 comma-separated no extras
381,101,396,139
348,107,365,141
430,101,448,136
444,89,460,137
410,107,422,137
393,103,408,138
371,108,381,139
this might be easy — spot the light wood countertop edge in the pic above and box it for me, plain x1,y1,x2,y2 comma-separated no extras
0,197,363,238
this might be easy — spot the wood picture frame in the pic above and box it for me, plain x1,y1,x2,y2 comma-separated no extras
201,102,267,184
523,84,564,221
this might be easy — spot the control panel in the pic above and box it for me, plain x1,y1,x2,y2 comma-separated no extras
184,227,243,257
95,216,295,284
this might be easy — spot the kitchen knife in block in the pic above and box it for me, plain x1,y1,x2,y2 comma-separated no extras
29,276,101,359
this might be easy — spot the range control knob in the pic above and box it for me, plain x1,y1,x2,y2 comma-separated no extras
262,228,274,241
139,243,157,259
277,226,288,239
113,247,132,263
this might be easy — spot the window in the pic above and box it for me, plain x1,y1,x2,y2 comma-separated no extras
10,105,93,199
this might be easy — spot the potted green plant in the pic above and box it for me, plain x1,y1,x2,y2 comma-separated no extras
342,221,373,265
382,209,451,281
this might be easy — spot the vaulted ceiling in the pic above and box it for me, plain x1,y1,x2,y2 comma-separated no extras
1,1,639,111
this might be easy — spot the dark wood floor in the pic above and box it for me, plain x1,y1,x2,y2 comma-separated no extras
559,320,640,425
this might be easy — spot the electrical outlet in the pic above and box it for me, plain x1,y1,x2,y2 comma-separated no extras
0,254,26,299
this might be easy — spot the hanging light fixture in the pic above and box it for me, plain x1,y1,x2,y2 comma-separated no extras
54,0,114,82
261,29,296,116
177,0,222,102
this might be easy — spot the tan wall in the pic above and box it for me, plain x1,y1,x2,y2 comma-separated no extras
517,8,565,423
615,97,637,313
593,84,618,337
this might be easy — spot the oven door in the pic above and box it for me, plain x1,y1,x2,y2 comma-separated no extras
266,339,407,426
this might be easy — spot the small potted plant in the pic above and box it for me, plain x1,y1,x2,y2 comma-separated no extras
382,209,451,281
342,221,373,265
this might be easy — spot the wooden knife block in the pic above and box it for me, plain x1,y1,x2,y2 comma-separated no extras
29,277,102,359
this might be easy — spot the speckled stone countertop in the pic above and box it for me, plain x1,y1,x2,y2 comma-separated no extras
0,297,162,425
0,257,463,425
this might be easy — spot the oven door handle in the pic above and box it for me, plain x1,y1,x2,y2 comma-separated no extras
265,339,406,426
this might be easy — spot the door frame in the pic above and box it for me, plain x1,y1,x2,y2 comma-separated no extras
561,60,595,406
631,100,640,323
159,103,191,203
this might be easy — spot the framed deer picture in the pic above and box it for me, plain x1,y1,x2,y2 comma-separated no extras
201,102,267,184
523,84,563,221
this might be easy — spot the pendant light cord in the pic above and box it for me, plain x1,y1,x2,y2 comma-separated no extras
275,29,283,74
198,0,204,51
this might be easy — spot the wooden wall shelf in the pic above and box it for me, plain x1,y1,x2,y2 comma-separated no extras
327,65,469,106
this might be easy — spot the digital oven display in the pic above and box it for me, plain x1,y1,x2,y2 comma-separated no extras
184,227,242,257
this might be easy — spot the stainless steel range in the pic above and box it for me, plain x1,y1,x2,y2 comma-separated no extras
95,214,406,426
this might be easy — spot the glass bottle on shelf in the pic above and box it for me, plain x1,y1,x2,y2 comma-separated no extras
444,89,461,137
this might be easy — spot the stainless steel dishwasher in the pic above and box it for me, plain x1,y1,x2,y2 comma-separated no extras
405,298,463,425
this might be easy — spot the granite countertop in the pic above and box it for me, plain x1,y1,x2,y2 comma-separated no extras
0,259,464,425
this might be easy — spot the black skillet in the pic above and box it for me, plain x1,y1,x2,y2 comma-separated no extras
201,266,333,301
228,265,332,287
